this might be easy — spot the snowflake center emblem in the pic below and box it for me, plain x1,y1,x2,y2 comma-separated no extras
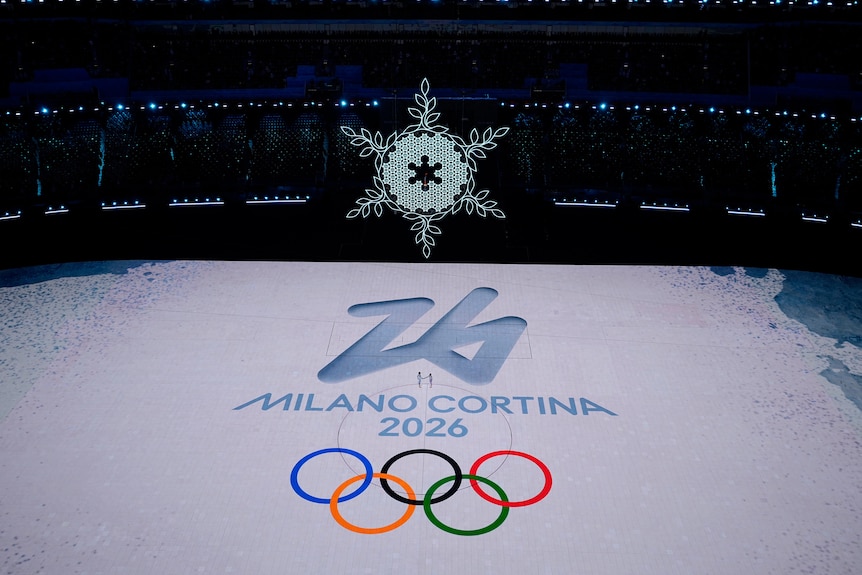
341,79,509,258
407,155,442,192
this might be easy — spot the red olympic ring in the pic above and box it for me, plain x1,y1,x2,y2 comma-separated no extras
468,450,553,508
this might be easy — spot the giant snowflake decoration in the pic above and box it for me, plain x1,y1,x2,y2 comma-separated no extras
341,79,510,258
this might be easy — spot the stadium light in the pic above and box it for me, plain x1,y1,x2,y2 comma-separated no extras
246,196,308,205
801,213,828,223
0,211,21,222
640,202,690,212
169,198,225,207
102,201,146,211
555,200,617,209
727,208,766,217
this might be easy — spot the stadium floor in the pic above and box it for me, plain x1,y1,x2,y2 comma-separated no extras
0,261,860,574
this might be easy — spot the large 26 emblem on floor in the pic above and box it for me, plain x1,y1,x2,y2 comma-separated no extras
341,79,510,258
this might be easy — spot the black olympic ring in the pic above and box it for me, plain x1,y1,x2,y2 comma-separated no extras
379,449,462,505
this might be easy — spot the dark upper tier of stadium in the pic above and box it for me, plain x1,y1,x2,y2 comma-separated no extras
1,6,861,274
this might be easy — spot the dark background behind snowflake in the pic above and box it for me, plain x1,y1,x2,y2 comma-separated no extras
0,3,860,274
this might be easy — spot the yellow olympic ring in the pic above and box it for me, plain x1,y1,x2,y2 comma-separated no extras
330,472,417,534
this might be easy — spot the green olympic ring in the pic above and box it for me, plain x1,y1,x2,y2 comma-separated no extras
423,474,509,536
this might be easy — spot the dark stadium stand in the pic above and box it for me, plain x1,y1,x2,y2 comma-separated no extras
1,1,861,273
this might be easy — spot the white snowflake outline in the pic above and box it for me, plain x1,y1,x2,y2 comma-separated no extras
340,78,509,258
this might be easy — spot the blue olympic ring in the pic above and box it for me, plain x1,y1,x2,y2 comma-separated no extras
290,447,374,504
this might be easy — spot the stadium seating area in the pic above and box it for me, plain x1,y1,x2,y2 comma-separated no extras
0,1,860,269
4,19,861,95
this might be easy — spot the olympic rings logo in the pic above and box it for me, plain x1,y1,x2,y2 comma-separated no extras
290,448,552,536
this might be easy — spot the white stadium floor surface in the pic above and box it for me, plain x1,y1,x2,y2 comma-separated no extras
1,261,860,574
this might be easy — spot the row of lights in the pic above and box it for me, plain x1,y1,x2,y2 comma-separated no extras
0,210,22,221
12,99,381,117
553,199,618,208
641,202,690,212
168,197,225,207
2,202,855,231
246,195,310,204
3,102,859,128
500,101,861,122
0,196,310,220
554,200,855,224
801,212,829,223
727,208,766,217
102,200,145,211
3,98,858,122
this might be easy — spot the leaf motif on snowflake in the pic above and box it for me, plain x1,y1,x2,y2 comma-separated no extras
340,79,509,258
